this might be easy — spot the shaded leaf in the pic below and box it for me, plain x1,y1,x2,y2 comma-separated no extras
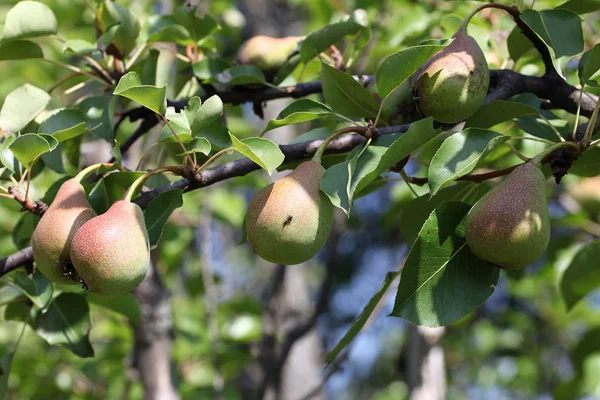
262,99,335,134
465,100,539,129
12,270,53,310
521,9,584,58
87,293,141,324
7,133,53,169
38,109,87,142
0,40,43,61
217,65,266,85
560,239,600,310
143,189,184,248
321,62,379,118
34,293,94,358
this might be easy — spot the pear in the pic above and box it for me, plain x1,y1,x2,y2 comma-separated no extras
32,178,97,284
413,27,489,124
465,163,550,270
70,200,150,295
236,35,303,80
245,161,333,265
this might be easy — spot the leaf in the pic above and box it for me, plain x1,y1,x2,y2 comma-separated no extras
7,133,53,169
262,99,335,134
62,39,97,55
229,134,284,175
0,84,50,133
569,147,600,177
143,189,184,248
172,6,220,45
579,44,600,86
38,109,87,142
324,270,400,364
146,15,191,45
0,285,24,306
4,302,31,322
558,0,600,14
0,40,43,61
96,0,140,58
521,9,584,58
376,44,447,100
507,26,533,62
191,57,231,82
12,213,40,249
428,128,508,195
391,202,500,327
11,270,53,310
87,293,141,324
321,62,379,118
1,1,58,42
78,95,115,141
300,9,369,63
34,293,94,358
186,95,223,134
560,239,600,310
465,100,539,129
570,327,600,376
217,65,266,85
178,137,211,156
114,71,167,114
321,118,438,213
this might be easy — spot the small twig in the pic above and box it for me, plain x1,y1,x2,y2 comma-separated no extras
504,142,530,161
44,58,111,87
161,115,196,167
405,164,522,186
8,186,48,216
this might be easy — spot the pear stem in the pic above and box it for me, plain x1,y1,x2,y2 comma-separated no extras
123,166,182,202
530,141,579,167
74,163,113,183
196,147,235,174
312,126,370,164
460,3,516,33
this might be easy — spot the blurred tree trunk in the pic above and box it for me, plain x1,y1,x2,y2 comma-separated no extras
406,325,446,400
131,261,180,400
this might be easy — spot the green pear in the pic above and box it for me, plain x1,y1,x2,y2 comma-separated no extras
413,28,489,124
465,163,550,270
70,200,150,295
236,35,303,77
32,178,97,284
245,161,333,265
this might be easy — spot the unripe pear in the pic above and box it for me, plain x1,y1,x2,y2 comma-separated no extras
245,161,333,265
236,35,303,75
70,200,150,295
32,178,97,284
465,163,550,270
413,28,489,124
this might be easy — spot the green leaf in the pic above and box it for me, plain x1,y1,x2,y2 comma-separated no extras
321,62,379,118
186,95,223,134
96,0,140,58
178,137,211,156
229,134,284,175
89,171,144,214
570,327,600,376
300,9,369,63
1,1,58,42
391,202,500,327
12,270,53,310
78,95,115,141
507,26,533,62
7,133,53,169
465,100,540,129
0,136,16,172
39,109,87,142
0,84,50,133
4,302,31,322
428,128,508,195
191,58,231,82
34,293,94,358
569,147,600,177
114,71,167,114
172,6,220,45
558,0,600,14
0,285,24,306
143,189,184,248
324,270,400,364
579,44,600,86
62,39,97,55
12,213,40,249
87,293,141,324
521,9,584,58
560,239,600,310
376,44,447,100
321,119,438,213
217,65,266,85
0,40,43,61
146,15,191,45
262,99,335,134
